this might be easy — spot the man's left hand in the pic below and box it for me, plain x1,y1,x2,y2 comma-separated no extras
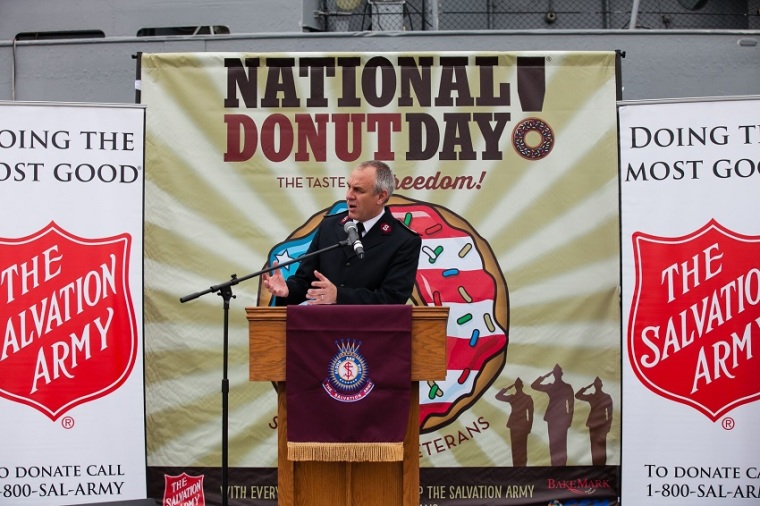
306,270,337,304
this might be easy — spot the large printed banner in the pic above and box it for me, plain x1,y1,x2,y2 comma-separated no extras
0,102,147,504
620,96,760,505
140,51,621,505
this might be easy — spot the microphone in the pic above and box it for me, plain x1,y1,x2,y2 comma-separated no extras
343,221,365,259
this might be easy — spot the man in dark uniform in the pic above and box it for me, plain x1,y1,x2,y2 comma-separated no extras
495,377,534,466
532,364,575,466
575,376,613,465
263,160,421,305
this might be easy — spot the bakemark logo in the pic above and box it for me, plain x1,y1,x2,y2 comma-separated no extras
0,222,137,421
628,220,760,421
323,339,374,402
547,477,612,495
163,472,204,506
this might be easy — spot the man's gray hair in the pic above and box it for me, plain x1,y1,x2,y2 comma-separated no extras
359,160,395,202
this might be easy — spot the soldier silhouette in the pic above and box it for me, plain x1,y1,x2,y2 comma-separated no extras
532,364,574,466
495,377,534,466
575,376,613,465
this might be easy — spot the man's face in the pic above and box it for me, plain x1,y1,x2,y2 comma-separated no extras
346,166,386,222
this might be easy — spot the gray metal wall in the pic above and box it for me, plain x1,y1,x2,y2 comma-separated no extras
0,0,758,103
0,0,306,38
4,0,757,36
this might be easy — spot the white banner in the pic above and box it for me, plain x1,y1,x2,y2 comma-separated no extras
0,102,147,505
620,96,760,505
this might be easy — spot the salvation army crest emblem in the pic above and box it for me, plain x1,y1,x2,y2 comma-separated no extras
628,219,760,421
323,339,374,402
163,473,205,506
0,222,137,420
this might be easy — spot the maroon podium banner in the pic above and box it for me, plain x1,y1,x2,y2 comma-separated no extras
285,304,412,461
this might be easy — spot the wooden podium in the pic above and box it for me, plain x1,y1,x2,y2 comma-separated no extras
246,306,449,506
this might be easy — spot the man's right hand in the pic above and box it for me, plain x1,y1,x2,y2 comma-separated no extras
262,263,289,298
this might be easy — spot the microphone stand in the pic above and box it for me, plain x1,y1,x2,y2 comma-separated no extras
179,238,350,506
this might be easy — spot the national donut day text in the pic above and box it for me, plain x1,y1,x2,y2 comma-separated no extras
222,55,551,163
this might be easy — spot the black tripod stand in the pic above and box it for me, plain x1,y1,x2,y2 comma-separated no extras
179,238,350,506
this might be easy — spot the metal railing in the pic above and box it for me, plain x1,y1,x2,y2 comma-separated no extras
317,0,759,31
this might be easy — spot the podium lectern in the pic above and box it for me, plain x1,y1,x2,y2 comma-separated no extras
246,306,449,506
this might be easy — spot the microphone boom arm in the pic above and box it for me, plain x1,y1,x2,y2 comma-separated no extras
177,235,351,506
180,239,349,303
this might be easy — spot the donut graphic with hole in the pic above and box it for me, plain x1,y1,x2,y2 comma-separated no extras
259,196,509,433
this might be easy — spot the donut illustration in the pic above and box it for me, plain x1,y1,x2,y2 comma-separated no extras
512,117,554,160
259,196,509,433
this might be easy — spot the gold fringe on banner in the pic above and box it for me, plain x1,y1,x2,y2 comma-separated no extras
287,442,404,462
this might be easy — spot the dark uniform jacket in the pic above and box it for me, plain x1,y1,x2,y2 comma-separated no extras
277,208,421,305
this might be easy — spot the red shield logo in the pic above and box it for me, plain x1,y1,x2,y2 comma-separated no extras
0,222,137,420
163,473,205,506
628,220,760,421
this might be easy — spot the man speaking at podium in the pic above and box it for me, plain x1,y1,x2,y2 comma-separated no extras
263,160,422,306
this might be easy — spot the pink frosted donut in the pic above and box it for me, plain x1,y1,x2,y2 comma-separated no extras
259,196,510,433
388,195,509,433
